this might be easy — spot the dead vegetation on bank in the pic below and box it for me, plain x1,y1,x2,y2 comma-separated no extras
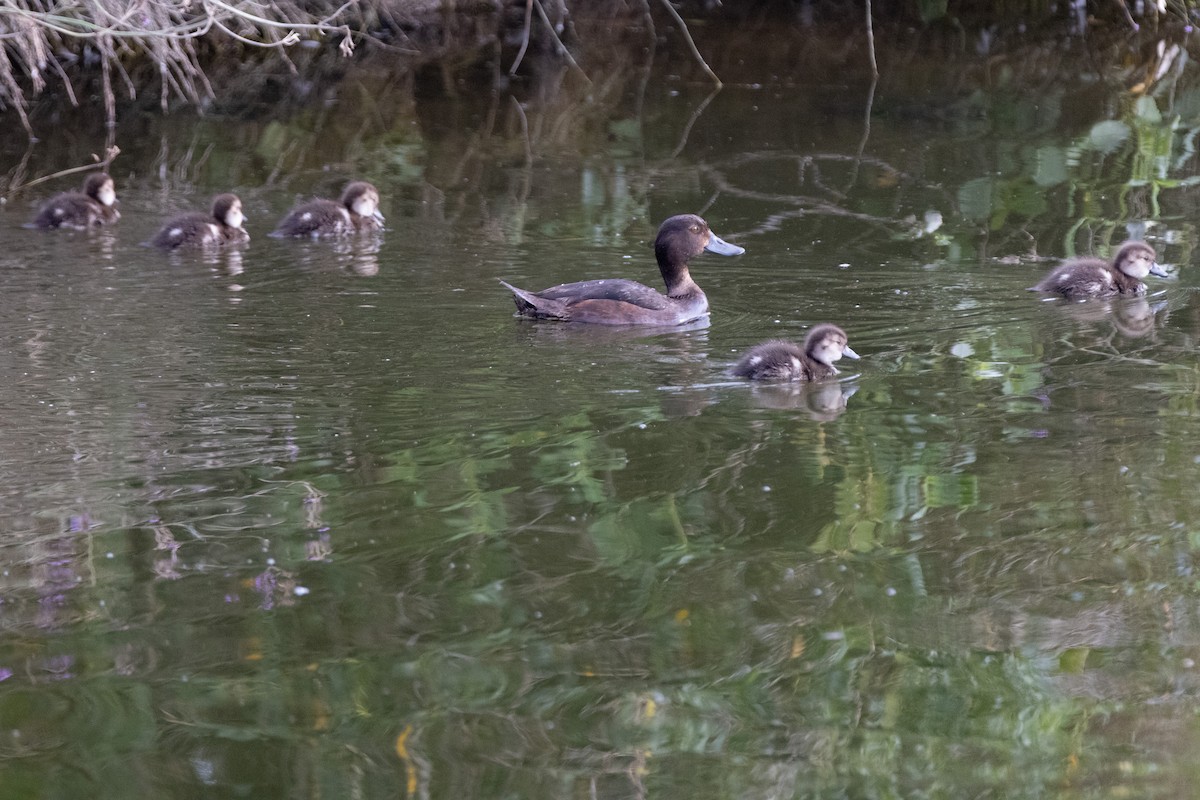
0,1,573,135
0,0,1184,153
0,0,381,135
0,0,731,138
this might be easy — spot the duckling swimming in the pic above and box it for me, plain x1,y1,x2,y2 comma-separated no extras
149,193,249,249
1032,241,1166,300
733,324,860,381
30,172,119,230
499,214,744,325
271,181,384,238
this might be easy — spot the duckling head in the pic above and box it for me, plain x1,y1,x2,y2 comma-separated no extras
343,181,384,223
1114,241,1167,279
806,323,860,369
86,173,117,207
212,193,246,230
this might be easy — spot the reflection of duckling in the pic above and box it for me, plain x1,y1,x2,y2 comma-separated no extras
499,214,744,326
30,172,119,229
271,181,384,238
1112,298,1165,338
733,324,859,381
149,193,248,249
747,381,858,420
1032,241,1166,299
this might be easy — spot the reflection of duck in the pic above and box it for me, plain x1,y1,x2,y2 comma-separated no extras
30,173,119,229
499,214,744,325
148,193,249,249
271,181,384,238
733,324,860,381
1032,241,1166,299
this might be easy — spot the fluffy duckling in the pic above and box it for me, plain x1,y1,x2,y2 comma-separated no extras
30,172,119,230
499,214,745,326
733,324,860,381
1032,241,1166,299
270,181,384,238
149,193,249,250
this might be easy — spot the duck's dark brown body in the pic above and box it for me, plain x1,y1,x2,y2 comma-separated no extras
500,214,744,326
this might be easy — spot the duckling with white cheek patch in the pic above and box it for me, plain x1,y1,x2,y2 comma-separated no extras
149,193,249,249
1032,241,1166,300
733,324,860,382
30,172,119,230
270,181,384,238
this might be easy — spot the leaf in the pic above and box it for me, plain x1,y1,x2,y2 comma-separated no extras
1134,95,1162,123
957,177,994,222
1085,120,1130,153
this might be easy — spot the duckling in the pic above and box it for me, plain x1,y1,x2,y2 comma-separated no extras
270,181,384,238
733,324,860,381
30,172,119,230
1032,241,1166,299
499,214,745,326
148,193,249,250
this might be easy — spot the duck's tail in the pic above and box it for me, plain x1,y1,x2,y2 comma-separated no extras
499,279,570,320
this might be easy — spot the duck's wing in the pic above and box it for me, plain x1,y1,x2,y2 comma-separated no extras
500,278,710,325
533,279,672,309
500,278,672,317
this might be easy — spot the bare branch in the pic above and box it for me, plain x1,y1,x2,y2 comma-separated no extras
658,0,721,87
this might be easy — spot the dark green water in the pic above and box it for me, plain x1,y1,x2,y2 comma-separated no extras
3,20,1200,799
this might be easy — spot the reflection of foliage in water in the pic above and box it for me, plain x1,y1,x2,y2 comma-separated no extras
955,66,1200,261
8,20,1200,800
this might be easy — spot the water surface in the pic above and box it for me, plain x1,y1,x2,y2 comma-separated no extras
3,18,1200,799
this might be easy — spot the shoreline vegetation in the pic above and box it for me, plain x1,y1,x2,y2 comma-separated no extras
0,0,725,137
2,1,1194,135
0,1,1194,201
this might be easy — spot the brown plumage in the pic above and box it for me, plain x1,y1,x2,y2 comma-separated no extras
733,324,860,382
30,173,119,230
499,214,745,326
1032,241,1166,300
149,193,249,250
270,181,384,238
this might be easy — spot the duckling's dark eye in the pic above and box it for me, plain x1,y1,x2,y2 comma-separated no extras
690,225,700,233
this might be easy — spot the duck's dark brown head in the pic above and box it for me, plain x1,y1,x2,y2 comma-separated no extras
653,214,744,269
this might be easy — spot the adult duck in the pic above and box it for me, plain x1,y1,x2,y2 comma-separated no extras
499,214,744,325
1032,241,1166,299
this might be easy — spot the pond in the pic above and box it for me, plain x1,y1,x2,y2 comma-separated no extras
2,12,1200,799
